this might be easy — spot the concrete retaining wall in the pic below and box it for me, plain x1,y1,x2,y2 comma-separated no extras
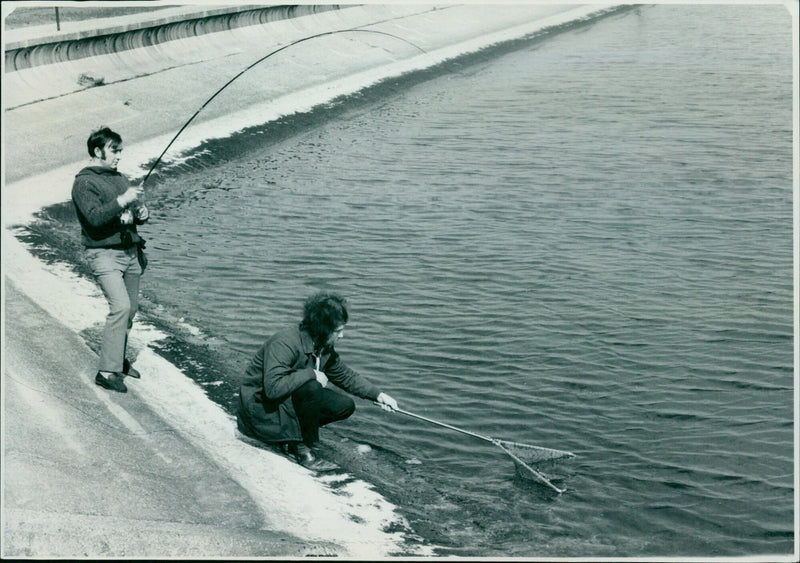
5,5,344,70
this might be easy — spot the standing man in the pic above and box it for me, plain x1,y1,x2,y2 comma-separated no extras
72,127,149,394
237,292,398,471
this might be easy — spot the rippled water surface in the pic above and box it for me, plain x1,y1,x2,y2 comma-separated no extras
30,4,795,557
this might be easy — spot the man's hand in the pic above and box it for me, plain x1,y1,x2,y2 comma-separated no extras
119,209,134,225
135,204,149,222
376,392,398,412
117,185,143,207
314,369,329,388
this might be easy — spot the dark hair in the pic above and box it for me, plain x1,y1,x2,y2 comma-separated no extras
300,292,349,348
87,127,122,158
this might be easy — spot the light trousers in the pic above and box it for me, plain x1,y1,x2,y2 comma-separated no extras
86,246,142,373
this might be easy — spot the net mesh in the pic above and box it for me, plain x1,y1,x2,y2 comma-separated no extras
495,439,574,463
494,440,575,493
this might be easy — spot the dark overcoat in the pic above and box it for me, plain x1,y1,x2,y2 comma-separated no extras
237,325,380,443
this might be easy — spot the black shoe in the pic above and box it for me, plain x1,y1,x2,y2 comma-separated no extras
122,359,140,379
95,371,127,393
294,443,337,472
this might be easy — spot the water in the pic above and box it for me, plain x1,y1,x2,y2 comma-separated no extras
20,4,794,557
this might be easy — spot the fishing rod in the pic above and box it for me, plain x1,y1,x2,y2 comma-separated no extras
141,28,427,187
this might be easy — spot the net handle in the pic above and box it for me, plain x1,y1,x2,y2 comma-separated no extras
377,404,572,493
385,406,574,456
376,404,574,493
385,406,496,444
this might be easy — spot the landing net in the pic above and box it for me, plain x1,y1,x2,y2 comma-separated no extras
494,439,575,493
495,439,574,464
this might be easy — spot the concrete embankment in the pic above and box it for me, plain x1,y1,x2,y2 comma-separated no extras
3,3,618,558
2,280,339,558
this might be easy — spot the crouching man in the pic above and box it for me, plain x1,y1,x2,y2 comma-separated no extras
237,292,397,470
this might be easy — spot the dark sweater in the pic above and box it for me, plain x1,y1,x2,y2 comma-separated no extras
72,166,144,248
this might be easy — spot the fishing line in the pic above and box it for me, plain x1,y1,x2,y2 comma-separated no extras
141,28,427,187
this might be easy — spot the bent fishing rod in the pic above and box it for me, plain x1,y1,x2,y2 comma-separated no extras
140,28,427,187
